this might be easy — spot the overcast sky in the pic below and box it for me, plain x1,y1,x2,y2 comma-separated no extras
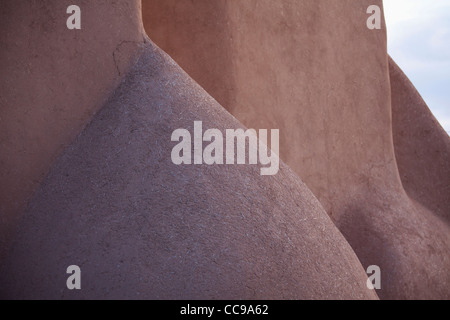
383,0,450,134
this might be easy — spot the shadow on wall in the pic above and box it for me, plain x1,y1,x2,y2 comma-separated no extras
389,57,450,222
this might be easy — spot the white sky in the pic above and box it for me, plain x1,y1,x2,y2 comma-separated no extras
383,0,450,133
